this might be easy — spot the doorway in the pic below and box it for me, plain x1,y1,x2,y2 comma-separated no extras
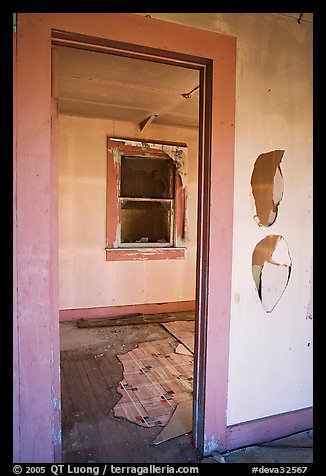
14,14,236,462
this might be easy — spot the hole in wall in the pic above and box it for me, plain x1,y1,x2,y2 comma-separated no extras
252,235,292,313
250,150,285,226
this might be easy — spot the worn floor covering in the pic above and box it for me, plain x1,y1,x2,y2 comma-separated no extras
113,337,193,428
60,321,197,463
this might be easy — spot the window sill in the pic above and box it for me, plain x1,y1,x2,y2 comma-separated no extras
105,247,186,261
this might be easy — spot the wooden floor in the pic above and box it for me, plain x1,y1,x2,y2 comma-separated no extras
60,319,198,463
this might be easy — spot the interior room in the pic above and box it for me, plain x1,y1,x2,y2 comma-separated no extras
57,44,200,462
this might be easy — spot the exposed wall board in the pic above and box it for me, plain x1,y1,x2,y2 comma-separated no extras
250,150,284,227
252,235,279,268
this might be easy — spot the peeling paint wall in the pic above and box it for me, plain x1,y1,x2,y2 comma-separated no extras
58,115,198,309
141,13,313,425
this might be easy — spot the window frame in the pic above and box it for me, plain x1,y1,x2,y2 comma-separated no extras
106,138,186,261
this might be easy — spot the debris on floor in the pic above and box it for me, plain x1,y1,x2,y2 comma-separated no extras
175,343,193,356
200,430,313,464
200,451,225,464
152,399,193,445
162,321,195,353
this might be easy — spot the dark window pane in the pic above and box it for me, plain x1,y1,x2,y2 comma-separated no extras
120,201,171,244
121,157,173,198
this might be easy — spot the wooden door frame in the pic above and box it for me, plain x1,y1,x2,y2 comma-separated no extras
14,13,236,462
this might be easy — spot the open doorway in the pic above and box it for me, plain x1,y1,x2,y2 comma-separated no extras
14,13,236,463
56,42,203,463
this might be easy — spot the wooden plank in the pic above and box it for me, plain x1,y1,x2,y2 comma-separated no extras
60,359,92,463
77,311,195,328
97,355,123,400
61,359,92,416
82,358,113,415
109,136,188,149
77,313,142,328
139,114,157,131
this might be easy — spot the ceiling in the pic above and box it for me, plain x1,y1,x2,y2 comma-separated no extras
275,12,313,23
57,13,311,129
57,46,200,129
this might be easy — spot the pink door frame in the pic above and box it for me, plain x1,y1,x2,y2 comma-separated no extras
14,13,236,462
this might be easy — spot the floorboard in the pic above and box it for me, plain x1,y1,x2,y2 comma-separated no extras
60,320,198,463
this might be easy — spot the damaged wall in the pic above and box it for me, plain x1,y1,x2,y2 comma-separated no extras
140,13,313,426
58,115,198,310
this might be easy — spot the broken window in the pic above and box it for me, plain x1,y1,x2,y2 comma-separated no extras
252,235,292,313
106,138,187,260
250,150,284,226
120,156,174,246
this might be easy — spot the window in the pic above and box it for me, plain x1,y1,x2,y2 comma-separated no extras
106,138,187,261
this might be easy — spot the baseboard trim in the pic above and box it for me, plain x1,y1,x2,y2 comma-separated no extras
59,300,196,322
226,406,313,451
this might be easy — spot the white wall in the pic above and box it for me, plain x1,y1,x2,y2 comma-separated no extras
140,13,313,425
58,116,198,309
59,13,313,426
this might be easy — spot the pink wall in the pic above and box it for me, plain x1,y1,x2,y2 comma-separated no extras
13,13,236,461
14,16,61,462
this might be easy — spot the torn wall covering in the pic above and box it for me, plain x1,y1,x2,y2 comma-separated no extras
252,235,292,313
